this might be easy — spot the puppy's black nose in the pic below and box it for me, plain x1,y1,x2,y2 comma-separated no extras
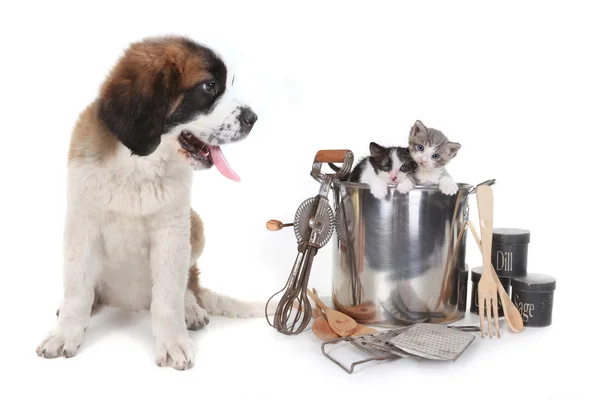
241,108,258,128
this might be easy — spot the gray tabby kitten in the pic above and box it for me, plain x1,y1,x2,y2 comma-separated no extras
408,120,461,195
331,142,418,199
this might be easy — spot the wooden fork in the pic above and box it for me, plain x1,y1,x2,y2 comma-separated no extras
476,185,501,338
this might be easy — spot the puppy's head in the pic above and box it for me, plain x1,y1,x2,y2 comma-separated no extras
99,35,257,173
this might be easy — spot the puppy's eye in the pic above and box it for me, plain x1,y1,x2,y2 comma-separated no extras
201,81,218,95
432,153,440,159
417,145,424,151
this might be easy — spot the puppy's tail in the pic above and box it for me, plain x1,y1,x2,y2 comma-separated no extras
197,287,278,318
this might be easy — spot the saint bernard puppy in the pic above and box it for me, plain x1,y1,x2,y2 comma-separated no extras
35,35,266,370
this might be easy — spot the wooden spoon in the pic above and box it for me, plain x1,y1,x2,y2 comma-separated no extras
307,289,358,336
332,298,378,322
310,290,341,341
292,300,319,319
350,323,378,336
467,221,524,333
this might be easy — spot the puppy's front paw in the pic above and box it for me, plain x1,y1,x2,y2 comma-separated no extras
439,177,458,195
36,324,85,359
185,303,210,331
396,179,415,194
156,332,195,371
370,183,389,200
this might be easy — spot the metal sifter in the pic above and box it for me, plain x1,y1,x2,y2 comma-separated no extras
265,150,354,335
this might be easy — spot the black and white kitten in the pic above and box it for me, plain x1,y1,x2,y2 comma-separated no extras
332,142,418,199
408,120,461,195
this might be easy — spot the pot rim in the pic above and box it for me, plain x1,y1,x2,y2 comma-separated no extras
332,181,474,192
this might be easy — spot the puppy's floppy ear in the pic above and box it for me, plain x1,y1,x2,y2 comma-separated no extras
410,120,427,137
99,66,180,157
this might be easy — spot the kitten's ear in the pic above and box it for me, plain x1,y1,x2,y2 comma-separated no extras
369,142,385,158
447,142,461,158
410,120,427,136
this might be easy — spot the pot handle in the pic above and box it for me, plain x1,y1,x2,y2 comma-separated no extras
311,149,354,182
314,149,353,163
468,179,496,195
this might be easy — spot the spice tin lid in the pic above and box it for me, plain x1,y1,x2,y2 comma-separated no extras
470,266,510,284
492,228,530,245
511,273,556,293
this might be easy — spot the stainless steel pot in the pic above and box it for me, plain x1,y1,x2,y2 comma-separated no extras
330,181,476,327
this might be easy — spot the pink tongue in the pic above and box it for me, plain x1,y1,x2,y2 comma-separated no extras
208,145,240,182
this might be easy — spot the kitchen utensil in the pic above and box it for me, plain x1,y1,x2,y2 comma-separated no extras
331,180,475,326
332,299,378,323
476,185,501,338
334,192,364,307
265,150,354,335
321,323,480,374
310,289,340,340
320,333,400,374
436,179,497,310
310,288,377,336
468,179,497,194
307,288,358,336
381,285,446,324
467,221,524,333
312,310,341,340
292,300,319,319
350,324,378,336
356,326,422,359
266,220,293,231
436,219,469,310
388,323,476,361
470,266,510,317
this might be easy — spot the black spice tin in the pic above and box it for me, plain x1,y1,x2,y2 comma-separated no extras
511,273,556,327
458,266,469,313
470,266,510,317
491,228,530,277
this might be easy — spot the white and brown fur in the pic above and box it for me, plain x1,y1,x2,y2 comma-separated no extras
408,120,461,195
36,35,268,370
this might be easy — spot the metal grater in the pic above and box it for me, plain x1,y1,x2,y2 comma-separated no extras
321,323,479,373
321,334,400,374
389,323,476,361
357,327,424,359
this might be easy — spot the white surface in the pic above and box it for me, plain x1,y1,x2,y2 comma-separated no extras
0,0,597,398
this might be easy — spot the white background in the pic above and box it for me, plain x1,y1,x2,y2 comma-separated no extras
1,0,598,398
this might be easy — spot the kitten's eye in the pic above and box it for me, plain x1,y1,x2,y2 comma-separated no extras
417,145,424,151
382,166,390,172
400,165,408,172
432,153,440,159
201,81,218,95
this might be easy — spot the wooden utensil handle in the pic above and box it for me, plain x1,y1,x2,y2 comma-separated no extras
306,288,328,310
266,219,292,231
314,150,352,163
467,221,483,252
476,185,494,273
